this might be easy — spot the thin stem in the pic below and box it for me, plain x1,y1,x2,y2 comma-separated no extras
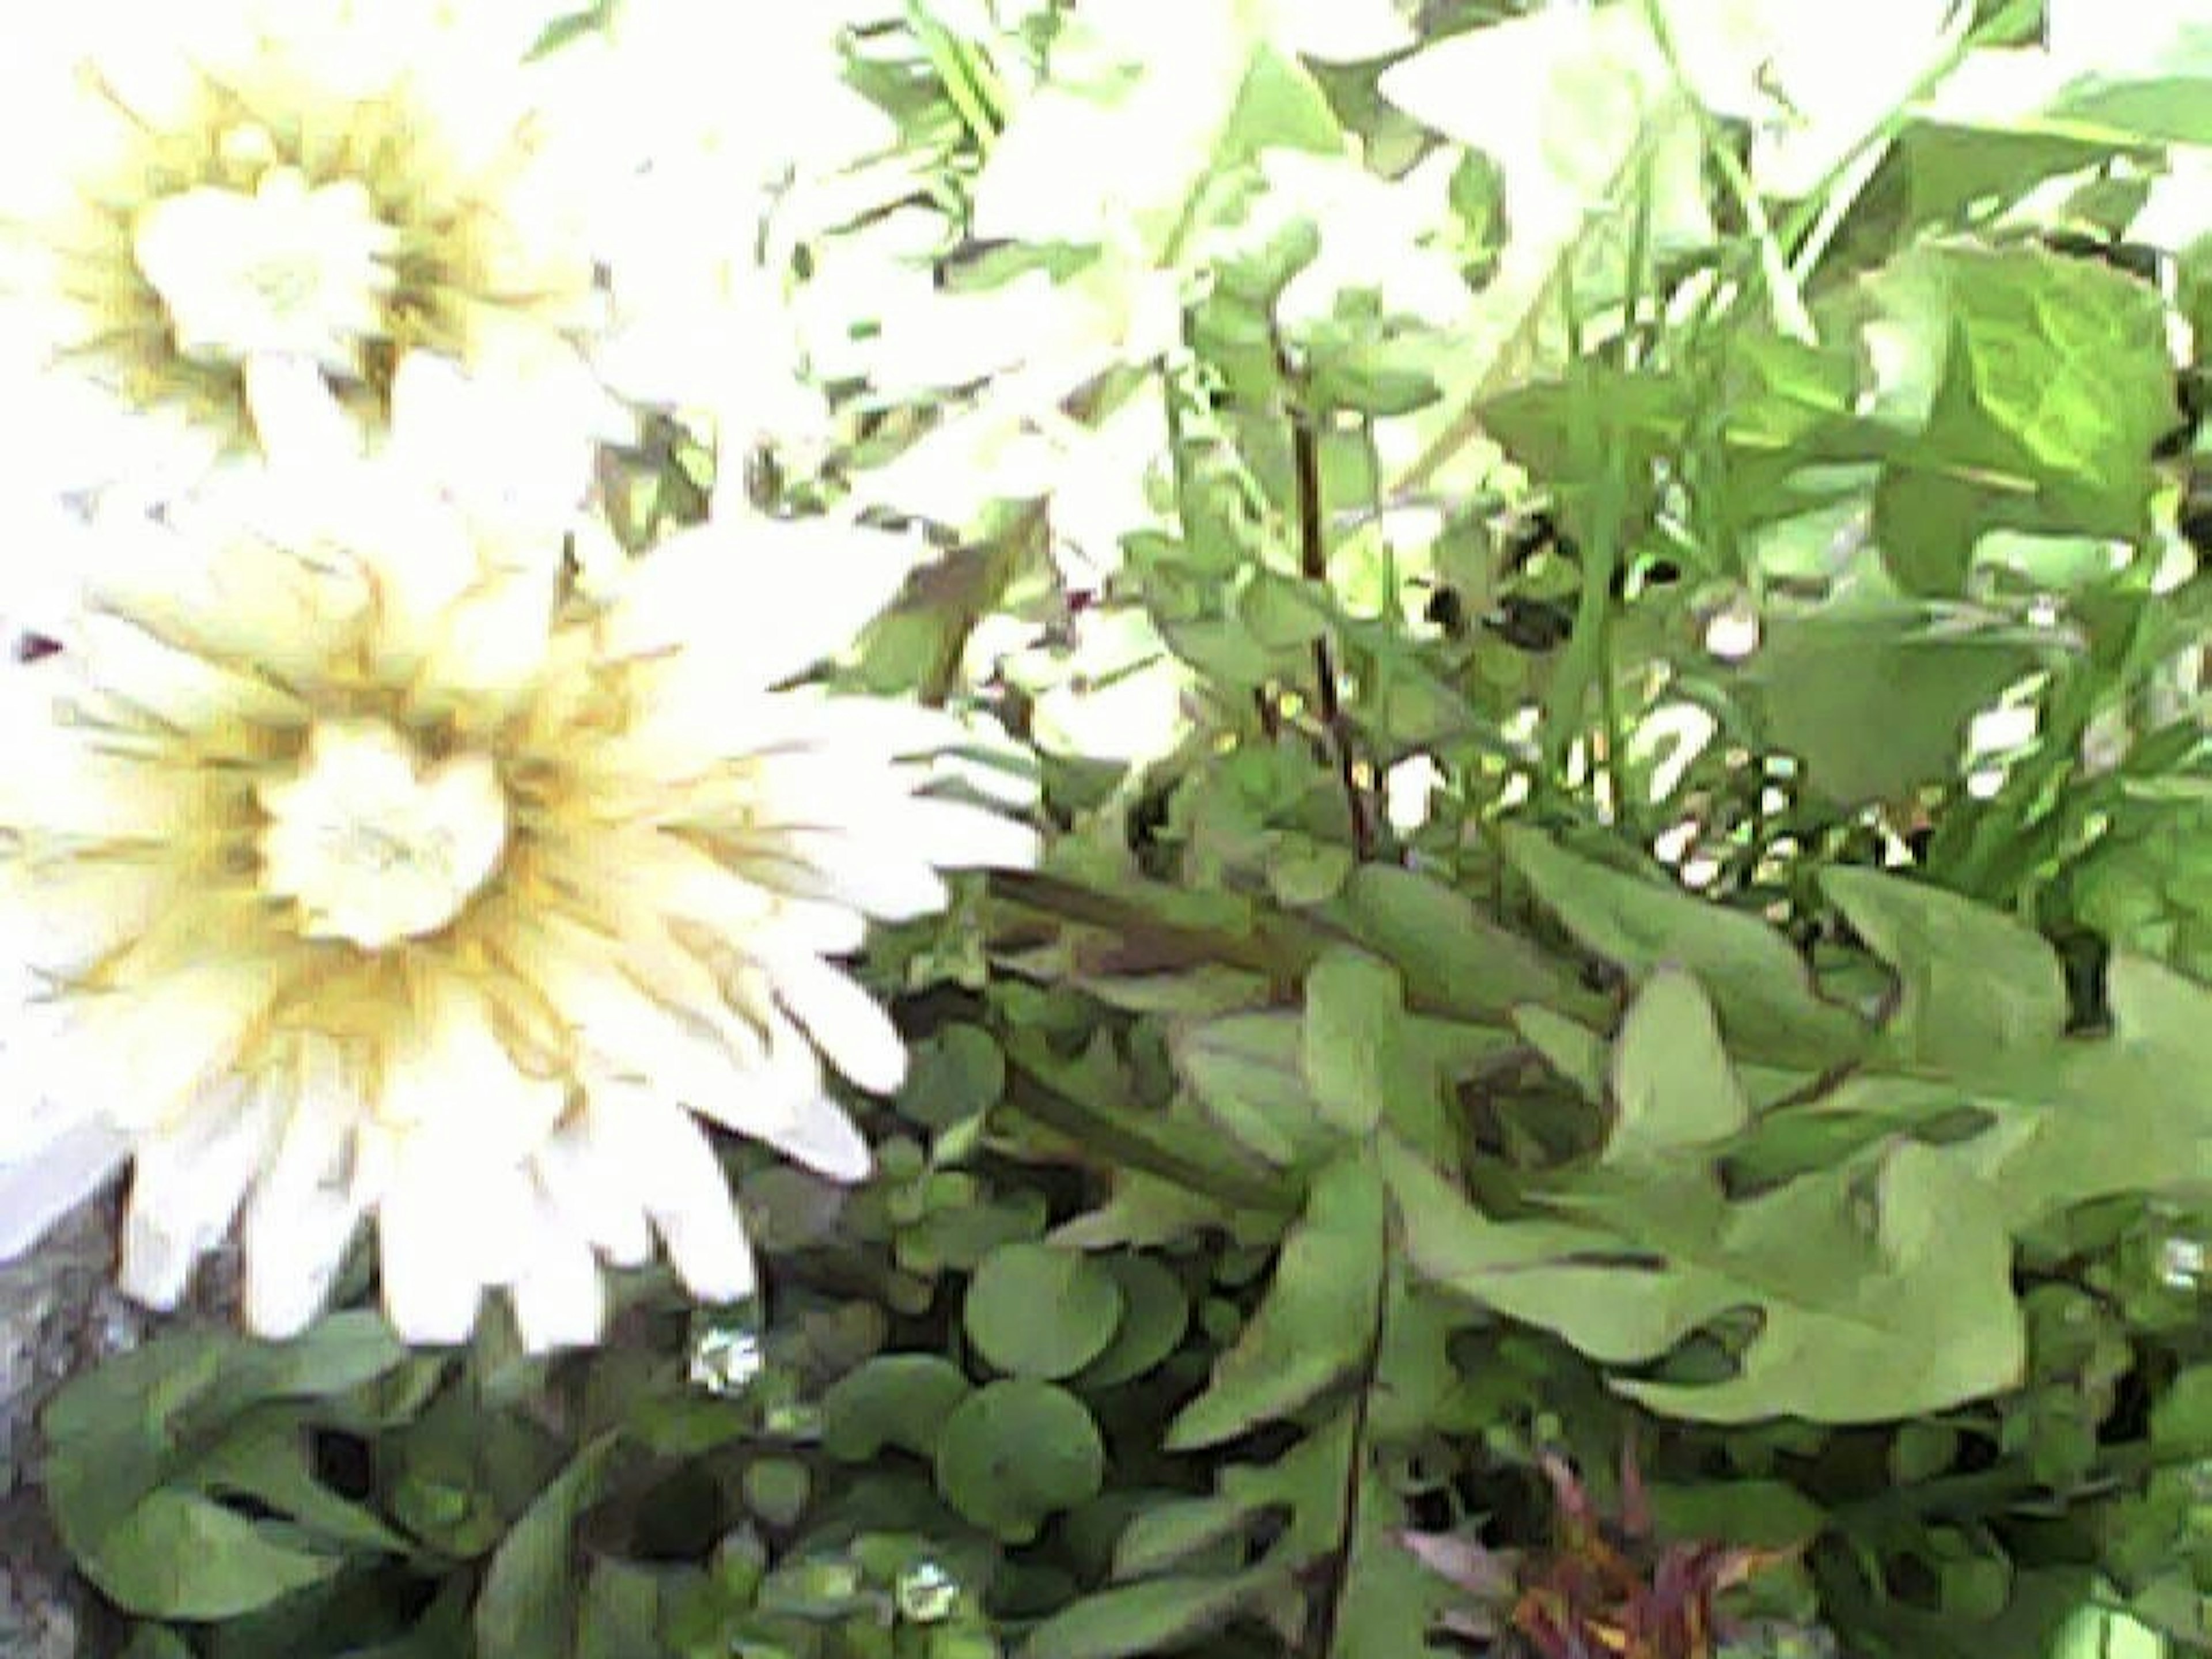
1279,353,1380,859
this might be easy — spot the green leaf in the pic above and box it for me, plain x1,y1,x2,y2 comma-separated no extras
1168,1155,1384,1448
1020,1571,1270,1659
1211,44,1347,171
1741,601,2048,805
899,1024,1007,1130
2150,1366,2212,1455
1170,1012,1335,1166
41,1317,415,1620
1820,866,2066,1066
475,1433,623,1659
821,1356,974,1462
1604,968,1750,1168
1113,1496,1260,1580
1300,949,1403,1135
190,1409,410,1555
1384,1135,2025,1423
1503,828,1865,1066
1858,244,2175,594
73,1487,341,1619
1075,1256,1193,1389
934,1381,1107,1543
576,1559,667,1659
965,1243,1128,1380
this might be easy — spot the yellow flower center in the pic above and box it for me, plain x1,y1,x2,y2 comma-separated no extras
256,718,509,951
132,166,400,376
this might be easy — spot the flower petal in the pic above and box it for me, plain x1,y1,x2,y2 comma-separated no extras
599,515,925,690
0,1116,127,1261
764,952,907,1095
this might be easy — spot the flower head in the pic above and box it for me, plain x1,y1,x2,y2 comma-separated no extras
0,481,1037,1349
0,0,869,517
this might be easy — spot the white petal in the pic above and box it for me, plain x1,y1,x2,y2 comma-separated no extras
0,1118,127,1261
606,1095,755,1301
727,829,951,922
118,1089,279,1308
376,1179,487,1345
377,974,566,1164
507,1200,607,1353
759,1095,873,1184
243,353,363,472
240,1184,361,1339
766,952,907,1094
885,797,1043,870
532,1118,653,1267
599,514,925,689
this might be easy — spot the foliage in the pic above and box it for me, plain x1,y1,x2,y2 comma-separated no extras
43,0,2212,1656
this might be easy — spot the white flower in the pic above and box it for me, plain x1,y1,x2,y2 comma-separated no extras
0,0,858,518
0,484,1038,1350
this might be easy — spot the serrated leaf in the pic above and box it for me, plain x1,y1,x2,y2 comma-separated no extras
1168,1155,1384,1448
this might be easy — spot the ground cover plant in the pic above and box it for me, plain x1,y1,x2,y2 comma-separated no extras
10,0,2212,1655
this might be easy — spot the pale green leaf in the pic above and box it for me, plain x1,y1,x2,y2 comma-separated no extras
1605,968,1751,1167
1168,1156,1385,1448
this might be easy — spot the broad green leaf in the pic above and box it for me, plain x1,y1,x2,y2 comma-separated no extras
898,1024,1007,1130
1326,1468,1457,1659
1384,1136,2025,1422
1380,2,1715,416
41,1316,415,1620
934,1381,1107,1543
189,1409,410,1556
1170,1012,1335,1166
1168,1154,1385,1448
2149,1366,2212,1455
1741,600,2048,805
1113,1496,1261,1580
1605,968,1750,1167
1323,862,1588,1020
1856,245,2174,593
71,1487,341,1619
964,1243,1127,1380
576,1559,666,1659
1503,828,1866,1065
1513,1004,1608,1102
1820,865,2066,1065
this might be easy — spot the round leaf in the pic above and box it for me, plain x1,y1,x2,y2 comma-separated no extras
934,1381,1105,1542
821,1356,973,1461
964,1244,1125,1380
1075,1257,1191,1389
